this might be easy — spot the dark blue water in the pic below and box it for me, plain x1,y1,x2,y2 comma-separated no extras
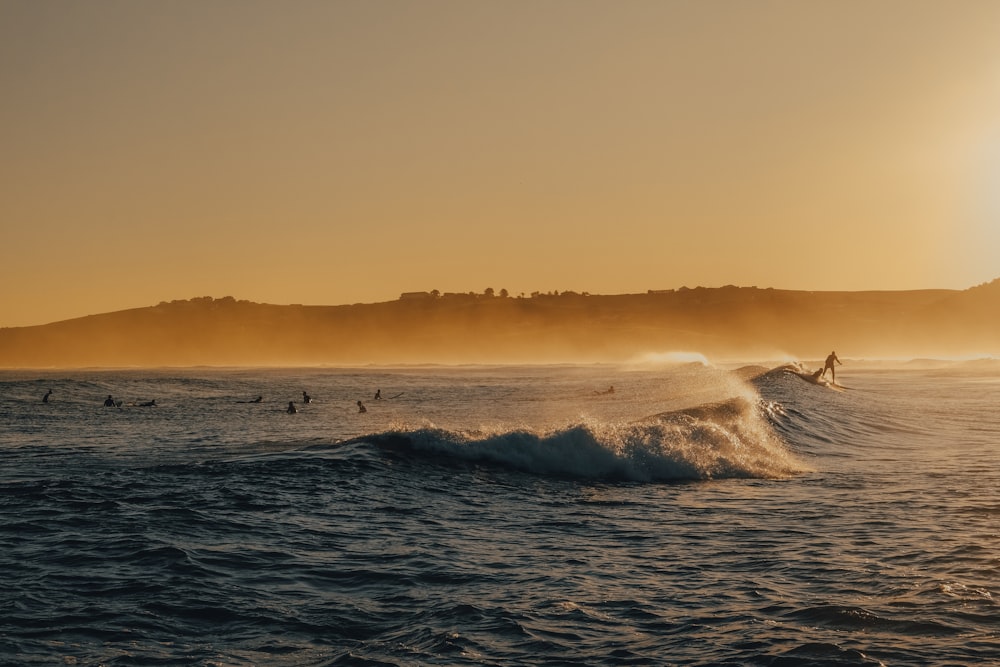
2,362,998,665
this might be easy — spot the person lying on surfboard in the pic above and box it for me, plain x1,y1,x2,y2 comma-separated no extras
821,351,842,383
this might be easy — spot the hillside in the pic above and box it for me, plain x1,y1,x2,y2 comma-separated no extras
2,282,999,367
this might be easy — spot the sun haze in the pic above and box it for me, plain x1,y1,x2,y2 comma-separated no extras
2,1,999,327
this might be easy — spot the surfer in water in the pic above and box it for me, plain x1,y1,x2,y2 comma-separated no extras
287,401,297,414
42,389,52,403
821,351,842,383
374,389,381,400
357,400,367,413
103,395,116,407
302,391,312,404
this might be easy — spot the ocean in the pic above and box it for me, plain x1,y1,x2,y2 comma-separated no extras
1,360,997,666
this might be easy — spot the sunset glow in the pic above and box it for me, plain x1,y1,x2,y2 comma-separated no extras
3,0,1000,327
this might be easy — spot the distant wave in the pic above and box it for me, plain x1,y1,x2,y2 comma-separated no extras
344,396,806,482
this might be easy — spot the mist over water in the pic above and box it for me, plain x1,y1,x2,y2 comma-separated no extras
1,360,998,665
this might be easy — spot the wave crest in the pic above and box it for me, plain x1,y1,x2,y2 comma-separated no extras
355,398,806,482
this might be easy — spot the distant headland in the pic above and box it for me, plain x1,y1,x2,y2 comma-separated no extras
2,280,999,367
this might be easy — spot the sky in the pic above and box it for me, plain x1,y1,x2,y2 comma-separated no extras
2,0,1000,328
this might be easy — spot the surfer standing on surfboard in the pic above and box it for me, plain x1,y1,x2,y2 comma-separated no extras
821,351,842,383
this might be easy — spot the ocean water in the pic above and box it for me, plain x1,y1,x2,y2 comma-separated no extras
1,360,997,666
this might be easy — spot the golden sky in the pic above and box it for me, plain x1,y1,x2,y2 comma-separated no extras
2,0,999,327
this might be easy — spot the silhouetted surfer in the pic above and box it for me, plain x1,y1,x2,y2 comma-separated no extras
138,399,156,407
374,389,381,400
287,402,297,414
103,395,116,407
302,391,312,404
822,351,842,383
357,400,367,413
42,389,52,403
251,396,262,403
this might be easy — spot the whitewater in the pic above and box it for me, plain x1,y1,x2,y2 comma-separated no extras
1,360,997,666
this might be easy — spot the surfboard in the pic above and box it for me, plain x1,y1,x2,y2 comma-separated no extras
786,368,846,391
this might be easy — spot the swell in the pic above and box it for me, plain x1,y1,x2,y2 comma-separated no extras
340,395,806,482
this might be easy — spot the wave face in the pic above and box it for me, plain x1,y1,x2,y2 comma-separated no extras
2,362,998,666
354,395,804,482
